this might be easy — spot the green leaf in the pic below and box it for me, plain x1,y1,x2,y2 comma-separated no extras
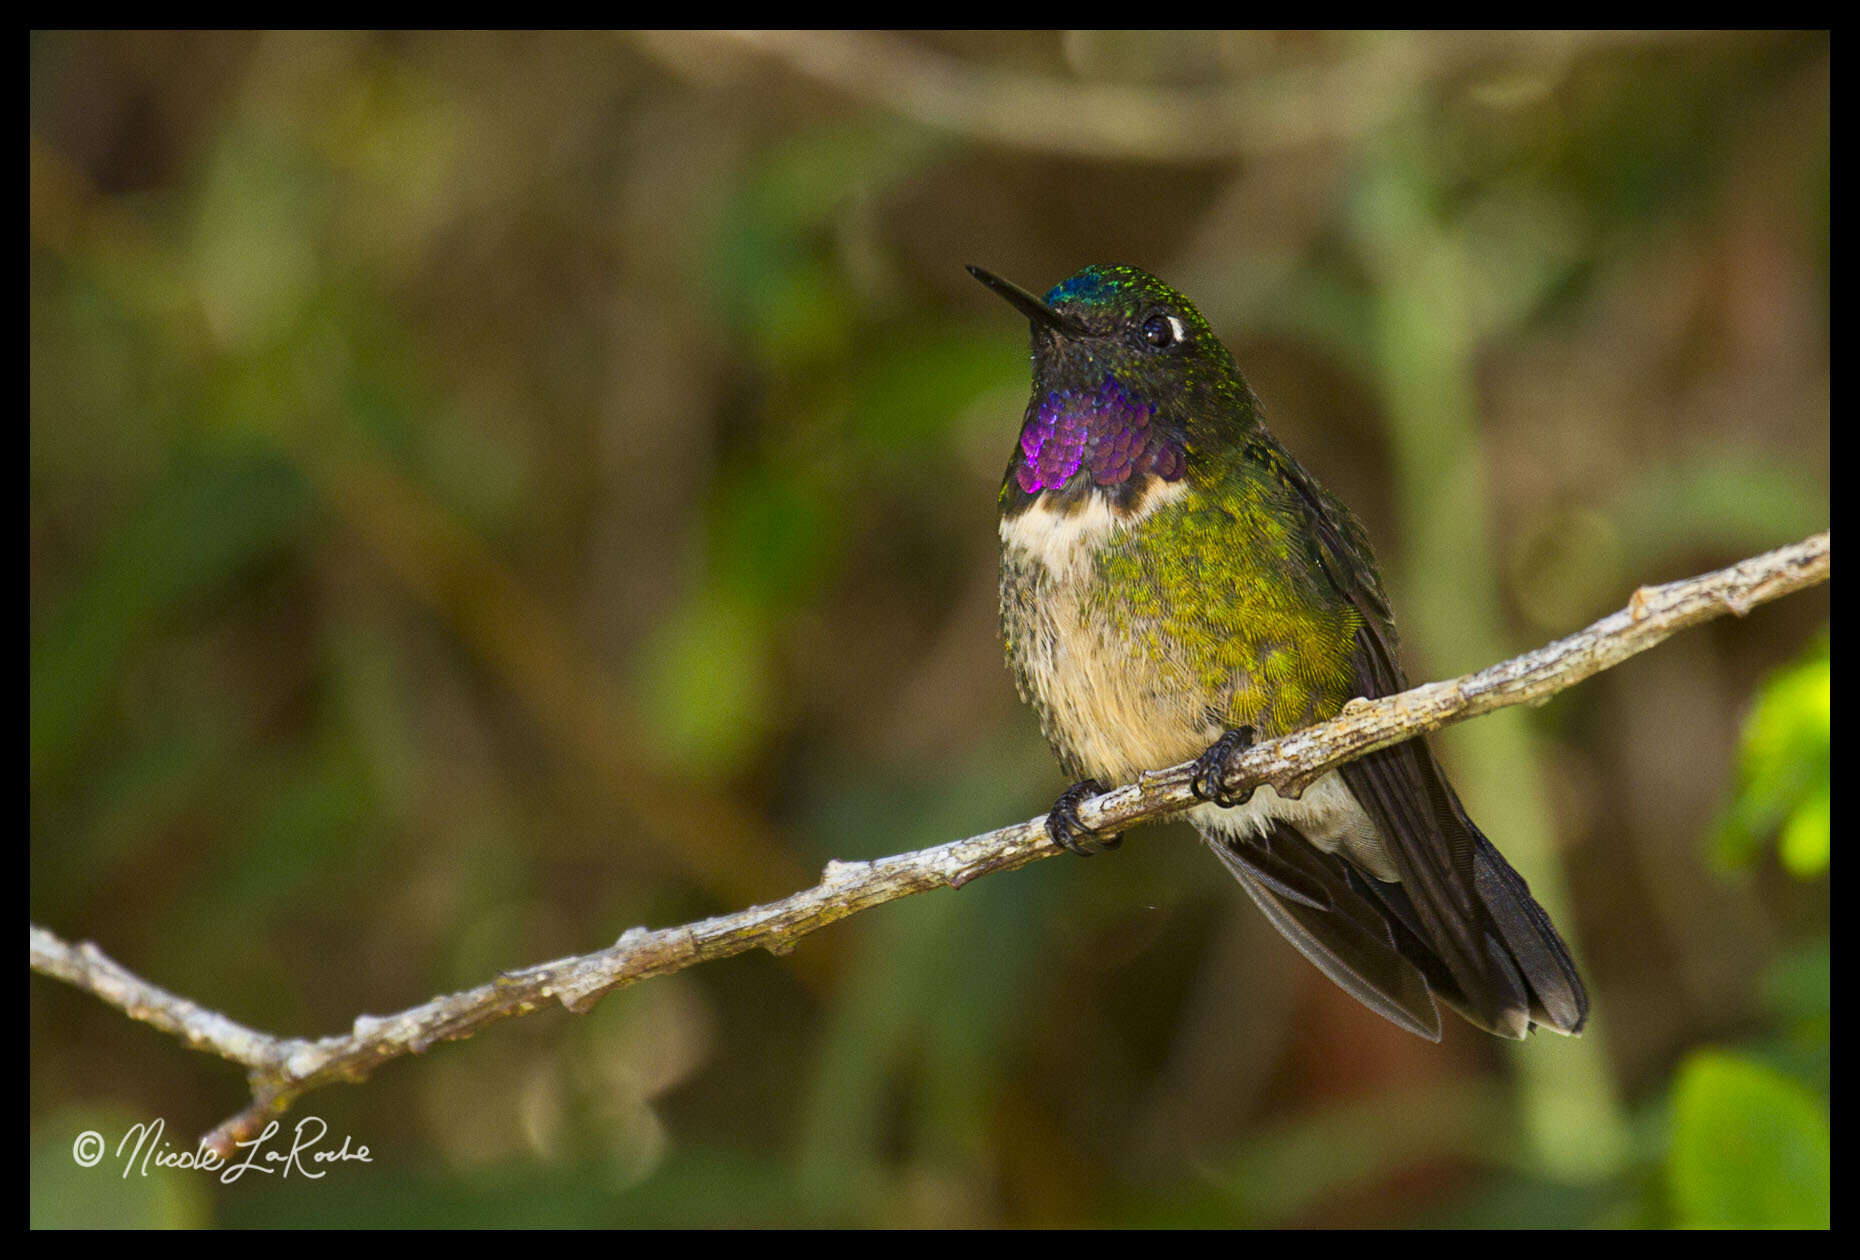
1712,634,1830,875
1669,1051,1830,1228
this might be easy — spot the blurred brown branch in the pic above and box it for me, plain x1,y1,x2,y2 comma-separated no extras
669,30,1707,162
28,530,1829,1159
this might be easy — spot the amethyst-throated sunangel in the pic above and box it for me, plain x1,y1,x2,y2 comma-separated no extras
974,262,1587,1040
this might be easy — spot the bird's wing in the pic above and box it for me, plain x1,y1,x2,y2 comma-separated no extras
1250,435,1587,1036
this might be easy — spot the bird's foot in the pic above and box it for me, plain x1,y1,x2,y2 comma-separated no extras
1045,779,1122,855
1190,727,1258,808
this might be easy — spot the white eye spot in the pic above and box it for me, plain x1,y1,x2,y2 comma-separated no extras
1166,316,1186,343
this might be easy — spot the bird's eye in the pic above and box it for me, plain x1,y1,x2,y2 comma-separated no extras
1141,313,1184,348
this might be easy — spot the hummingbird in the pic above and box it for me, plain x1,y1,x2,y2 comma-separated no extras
972,262,1588,1041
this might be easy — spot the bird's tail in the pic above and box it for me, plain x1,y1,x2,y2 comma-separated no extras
1465,826,1588,1036
1200,814,1588,1040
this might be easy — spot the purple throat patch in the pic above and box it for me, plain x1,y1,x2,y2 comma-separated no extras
1015,375,1184,495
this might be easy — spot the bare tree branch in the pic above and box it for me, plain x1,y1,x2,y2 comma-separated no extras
29,531,1829,1157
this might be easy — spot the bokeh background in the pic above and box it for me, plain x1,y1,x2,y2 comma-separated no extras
30,30,1829,1228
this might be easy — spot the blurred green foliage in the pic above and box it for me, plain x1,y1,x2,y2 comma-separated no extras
1669,1051,1830,1228
31,31,1827,1228
1713,636,1831,876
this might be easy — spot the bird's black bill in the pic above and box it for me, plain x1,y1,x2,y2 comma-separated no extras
967,264,1081,335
